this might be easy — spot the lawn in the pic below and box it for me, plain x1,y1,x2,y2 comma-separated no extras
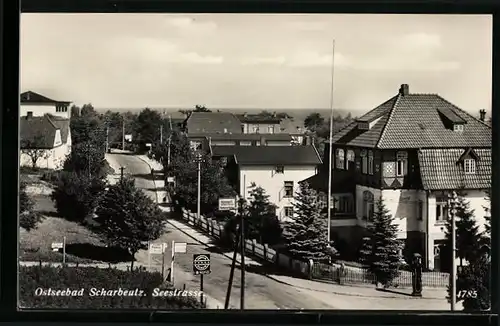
19,194,104,264
20,173,131,264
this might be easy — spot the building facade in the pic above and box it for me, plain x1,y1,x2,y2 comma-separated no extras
20,91,71,119
212,145,322,222
307,84,491,270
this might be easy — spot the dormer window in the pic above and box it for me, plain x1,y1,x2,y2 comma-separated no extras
458,148,479,175
464,159,476,174
357,122,369,130
454,124,464,132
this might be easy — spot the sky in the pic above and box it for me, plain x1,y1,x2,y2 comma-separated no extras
21,14,492,114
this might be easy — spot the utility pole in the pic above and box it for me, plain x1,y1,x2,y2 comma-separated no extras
224,224,240,309
197,153,202,221
326,39,336,246
122,118,125,151
120,166,125,183
167,115,173,167
448,191,458,311
239,197,245,310
105,126,109,153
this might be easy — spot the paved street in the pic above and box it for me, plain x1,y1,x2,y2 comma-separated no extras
106,152,455,310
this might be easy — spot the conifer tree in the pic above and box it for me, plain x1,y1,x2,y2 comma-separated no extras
444,195,482,266
95,177,166,269
246,185,282,245
281,182,330,262
454,255,491,311
358,198,401,287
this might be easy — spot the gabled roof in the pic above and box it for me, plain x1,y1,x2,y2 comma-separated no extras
47,115,71,143
20,91,70,104
185,112,243,134
211,145,322,165
189,133,292,141
236,114,281,124
331,85,491,149
418,148,491,190
20,115,60,149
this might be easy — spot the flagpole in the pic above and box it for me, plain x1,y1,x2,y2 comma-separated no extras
327,39,335,246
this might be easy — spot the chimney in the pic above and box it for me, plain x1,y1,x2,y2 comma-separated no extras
243,112,248,118
479,109,486,122
26,111,33,119
399,84,409,96
272,112,277,118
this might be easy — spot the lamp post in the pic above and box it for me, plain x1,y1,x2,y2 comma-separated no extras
326,39,336,246
448,191,459,311
195,152,203,222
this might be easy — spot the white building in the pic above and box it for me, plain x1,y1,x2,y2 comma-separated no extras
20,114,72,170
20,91,72,119
211,145,322,222
306,84,491,271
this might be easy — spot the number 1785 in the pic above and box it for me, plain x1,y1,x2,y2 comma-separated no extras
457,290,477,299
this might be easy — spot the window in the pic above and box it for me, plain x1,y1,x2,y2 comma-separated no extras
396,151,407,177
240,141,252,146
435,196,448,223
268,126,274,134
361,150,368,174
346,150,355,170
241,125,245,133
336,149,345,169
252,126,259,133
284,206,294,218
362,191,374,221
284,181,294,198
464,159,476,174
336,195,354,214
368,151,374,175
417,200,423,221
454,124,464,132
275,165,284,174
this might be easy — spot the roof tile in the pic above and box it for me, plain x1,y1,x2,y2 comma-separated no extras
211,145,322,165
186,112,242,134
418,148,491,190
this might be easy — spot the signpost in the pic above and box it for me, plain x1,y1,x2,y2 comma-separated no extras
193,254,211,305
51,236,66,264
148,242,167,273
170,241,188,285
218,198,237,212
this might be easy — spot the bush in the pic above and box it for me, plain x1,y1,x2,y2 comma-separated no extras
19,265,205,309
41,170,64,185
51,171,106,223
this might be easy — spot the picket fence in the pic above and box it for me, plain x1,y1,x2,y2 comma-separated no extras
180,209,312,278
178,208,449,288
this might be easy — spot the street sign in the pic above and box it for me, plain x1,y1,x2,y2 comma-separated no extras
174,242,187,253
125,134,132,141
149,243,167,255
193,254,211,275
51,242,63,250
219,198,236,211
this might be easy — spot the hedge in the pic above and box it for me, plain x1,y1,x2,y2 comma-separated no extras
19,265,205,309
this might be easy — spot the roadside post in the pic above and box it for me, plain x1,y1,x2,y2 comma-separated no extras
170,241,187,286
148,242,167,274
51,240,65,265
193,254,211,305
222,196,241,309
63,236,66,265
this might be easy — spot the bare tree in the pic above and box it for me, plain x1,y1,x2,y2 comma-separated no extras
21,134,49,169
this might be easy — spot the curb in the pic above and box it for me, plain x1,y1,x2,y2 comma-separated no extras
131,156,447,302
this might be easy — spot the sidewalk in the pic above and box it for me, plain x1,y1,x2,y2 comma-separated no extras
119,154,451,304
